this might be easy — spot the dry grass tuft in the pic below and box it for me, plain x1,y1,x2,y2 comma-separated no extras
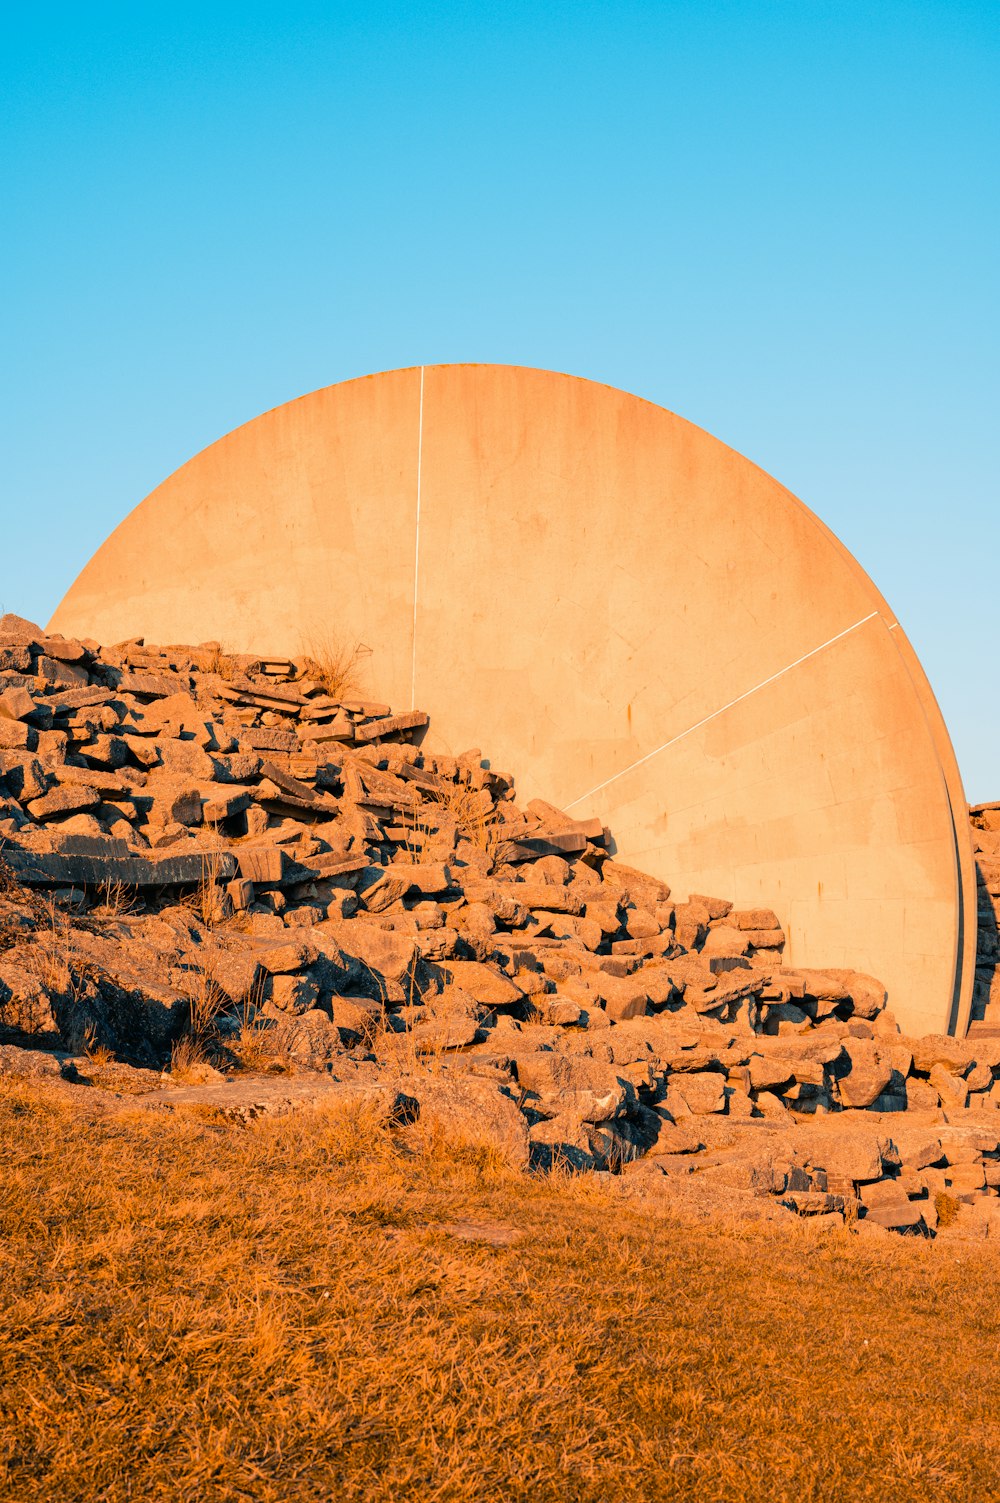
194,643,241,682
169,1031,213,1080
20,901,75,996
434,780,509,869
227,976,297,1075
1,1073,999,1501
301,629,371,700
180,847,229,929
82,1024,115,1069
398,808,435,864
91,879,141,919
934,1190,963,1228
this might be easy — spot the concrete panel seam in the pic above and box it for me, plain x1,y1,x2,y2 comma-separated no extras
565,610,882,809
409,364,425,711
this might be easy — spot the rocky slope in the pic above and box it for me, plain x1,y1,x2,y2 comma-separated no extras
2,610,1000,1238
971,799,1000,1027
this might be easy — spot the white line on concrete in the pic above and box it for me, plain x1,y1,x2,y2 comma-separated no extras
410,366,425,710
565,610,882,810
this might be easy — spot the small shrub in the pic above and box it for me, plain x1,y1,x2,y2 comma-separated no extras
169,1033,211,1080
433,780,510,870
181,848,229,929
934,1191,962,1228
301,629,371,700
92,879,141,918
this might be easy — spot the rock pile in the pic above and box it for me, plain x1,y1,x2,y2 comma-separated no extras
971,800,1000,1027
2,610,1000,1239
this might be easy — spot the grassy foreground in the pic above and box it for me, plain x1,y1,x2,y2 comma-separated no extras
1,1079,998,1503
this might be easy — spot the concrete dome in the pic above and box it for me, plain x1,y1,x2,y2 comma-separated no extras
50,364,976,1035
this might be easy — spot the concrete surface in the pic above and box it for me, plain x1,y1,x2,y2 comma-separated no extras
49,364,975,1035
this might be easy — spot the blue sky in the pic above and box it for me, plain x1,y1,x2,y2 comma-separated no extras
2,2,997,794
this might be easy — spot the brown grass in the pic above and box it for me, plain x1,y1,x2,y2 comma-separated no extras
0,1074,999,1501
82,1025,115,1069
227,976,296,1074
934,1191,962,1229
434,781,509,869
91,879,141,919
302,629,371,700
194,644,241,682
167,967,232,1078
19,900,75,997
168,1031,213,1079
398,808,435,864
180,848,230,929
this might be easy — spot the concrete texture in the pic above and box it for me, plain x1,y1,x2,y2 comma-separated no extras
49,364,975,1035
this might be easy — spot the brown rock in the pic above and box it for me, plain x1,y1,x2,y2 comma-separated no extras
862,1200,925,1231
733,908,781,930
909,1035,973,1075
702,926,750,957
259,941,317,975
930,1064,970,1112
0,687,38,722
0,719,35,750
689,894,733,920
268,975,322,1013
514,1052,631,1122
665,1070,727,1116
409,1075,529,1167
837,1038,893,1109
27,785,101,821
433,959,522,1010
335,921,418,985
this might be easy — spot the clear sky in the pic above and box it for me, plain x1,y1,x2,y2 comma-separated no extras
2,2,997,794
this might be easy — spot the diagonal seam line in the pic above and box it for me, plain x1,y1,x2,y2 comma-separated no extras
409,366,425,711
565,610,882,810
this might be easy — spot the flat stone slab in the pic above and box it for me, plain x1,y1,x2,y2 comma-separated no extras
133,1073,418,1124
4,842,236,888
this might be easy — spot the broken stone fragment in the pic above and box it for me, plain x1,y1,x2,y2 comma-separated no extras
908,1034,974,1074
432,959,522,1009
259,941,317,975
27,785,101,821
732,908,781,930
37,655,89,689
930,1063,970,1112
384,861,453,896
664,1070,727,1116
332,919,418,986
202,789,252,823
354,710,429,744
0,719,35,750
227,877,254,911
145,780,204,827
0,686,39,722
835,1038,894,1109
514,1052,632,1123
702,926,750,958
0,612,44,641
235,847,288,884
267,974,321,1013
862,1200,925,1231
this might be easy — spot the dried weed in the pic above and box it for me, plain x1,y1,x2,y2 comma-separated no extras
301,629,371,701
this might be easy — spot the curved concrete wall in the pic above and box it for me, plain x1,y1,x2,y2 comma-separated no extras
50,364,975,1035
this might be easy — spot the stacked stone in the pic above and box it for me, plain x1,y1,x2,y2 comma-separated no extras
970,801,1000,1028
3,610,1000,1237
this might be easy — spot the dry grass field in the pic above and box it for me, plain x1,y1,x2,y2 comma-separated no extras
1,1076,999,1503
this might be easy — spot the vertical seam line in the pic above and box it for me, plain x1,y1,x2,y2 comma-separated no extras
410,365,425,710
